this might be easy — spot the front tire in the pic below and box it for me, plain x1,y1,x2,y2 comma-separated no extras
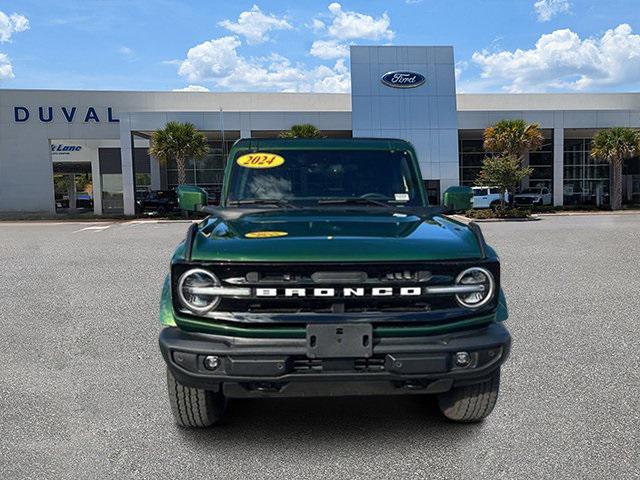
437,370,500,422
166,368,226,427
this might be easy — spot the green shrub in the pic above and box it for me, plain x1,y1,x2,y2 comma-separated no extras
465,207,531,219
465,209,496,219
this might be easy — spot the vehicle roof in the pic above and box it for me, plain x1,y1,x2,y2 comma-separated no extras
231,137,416,151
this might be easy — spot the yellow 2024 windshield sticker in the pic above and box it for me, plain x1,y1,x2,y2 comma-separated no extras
237,152,285,169
245,231,288,239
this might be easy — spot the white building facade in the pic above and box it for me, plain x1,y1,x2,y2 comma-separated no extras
1,45,639,216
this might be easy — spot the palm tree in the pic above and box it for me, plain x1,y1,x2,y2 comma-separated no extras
149,122,209,186
279,124,322,138
482,119,544,206
483,119,544,163
590,127,640,210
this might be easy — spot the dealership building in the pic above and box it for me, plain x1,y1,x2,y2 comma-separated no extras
1,45,639,216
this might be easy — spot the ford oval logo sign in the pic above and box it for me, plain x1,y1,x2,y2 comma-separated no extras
380,71,426,89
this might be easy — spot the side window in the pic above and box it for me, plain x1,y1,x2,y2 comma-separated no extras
489,188,500,195
474,188,488,196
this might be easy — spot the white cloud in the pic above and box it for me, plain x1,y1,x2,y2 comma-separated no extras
310,39,349,60
0,11,29,42
173,85,210,92
119,46,134,57
177,35,350,93
324,3,393,41
308,19,325,33
178,36,243,81
455,60,468,81
219,5,292,45
308,3,394,59
471,24,640,92
533,0,571,22
177,4,398,92
0,11,28,81
0,52,14,79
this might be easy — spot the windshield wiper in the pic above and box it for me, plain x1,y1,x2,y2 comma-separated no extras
316,197,396,209
227,198,300,209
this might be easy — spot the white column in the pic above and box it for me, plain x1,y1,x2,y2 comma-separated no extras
553,125,564,206
91,149,103,215
119,116,136,215
239,112,251,139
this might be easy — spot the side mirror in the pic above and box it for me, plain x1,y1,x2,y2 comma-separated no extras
176,185,208,212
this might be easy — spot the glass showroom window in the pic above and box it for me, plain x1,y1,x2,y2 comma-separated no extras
459,131,552,189
528,137,554,190
459,138,487,186
630,175,640,202
166,140,235,203
564,138,610,206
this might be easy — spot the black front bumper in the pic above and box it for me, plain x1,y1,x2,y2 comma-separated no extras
159,323,511,398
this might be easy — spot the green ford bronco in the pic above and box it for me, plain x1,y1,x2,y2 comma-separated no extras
159,138,511,426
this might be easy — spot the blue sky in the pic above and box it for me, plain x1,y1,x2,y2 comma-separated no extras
1,0,640,93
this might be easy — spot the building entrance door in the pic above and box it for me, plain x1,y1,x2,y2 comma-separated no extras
52,162,94,214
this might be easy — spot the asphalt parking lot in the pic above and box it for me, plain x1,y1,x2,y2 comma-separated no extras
0,214,638,479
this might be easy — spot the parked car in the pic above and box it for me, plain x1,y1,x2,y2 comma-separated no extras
55,193,68,209
75,192,93,209
514,187,552,206
472,186,508,209
136,190,179,215
54,192,93,210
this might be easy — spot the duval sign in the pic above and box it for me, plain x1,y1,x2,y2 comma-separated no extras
380,71,426,89
13,106,119,123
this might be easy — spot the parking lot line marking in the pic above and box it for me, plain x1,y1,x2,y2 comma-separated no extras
73,224,112,233
124,220,161,226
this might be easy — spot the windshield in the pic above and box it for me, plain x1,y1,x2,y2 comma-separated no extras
225,149,423,207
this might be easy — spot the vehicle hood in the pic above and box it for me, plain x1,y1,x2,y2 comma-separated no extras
188,209,483,262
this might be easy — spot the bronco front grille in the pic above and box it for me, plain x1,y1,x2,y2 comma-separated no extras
172,260,500,319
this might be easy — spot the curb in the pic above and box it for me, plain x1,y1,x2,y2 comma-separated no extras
448,214,539,223
534,210,640,217
0,217,198,224
469,217,540,223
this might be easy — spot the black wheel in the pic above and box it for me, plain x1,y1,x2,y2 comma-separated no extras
437,370,500,422
166,368,226,427
490,201,501,211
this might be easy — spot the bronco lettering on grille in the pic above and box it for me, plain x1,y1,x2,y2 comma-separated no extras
254,287,424,297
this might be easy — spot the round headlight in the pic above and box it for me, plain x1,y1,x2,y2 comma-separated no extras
455,267,495,309
177,268,221,314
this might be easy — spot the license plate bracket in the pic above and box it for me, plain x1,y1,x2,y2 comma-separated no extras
306,323,373,359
